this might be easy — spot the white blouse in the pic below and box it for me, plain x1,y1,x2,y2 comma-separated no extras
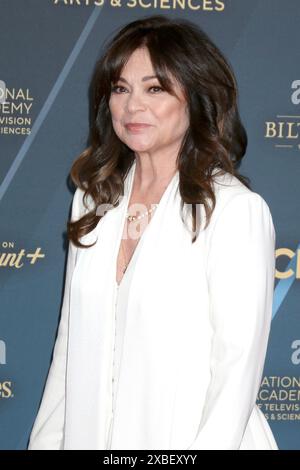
106,231,147,450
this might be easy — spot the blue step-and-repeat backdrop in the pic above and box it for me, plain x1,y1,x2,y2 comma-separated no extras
0,0,299,450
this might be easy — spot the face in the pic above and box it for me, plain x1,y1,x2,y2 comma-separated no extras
108,47,189,154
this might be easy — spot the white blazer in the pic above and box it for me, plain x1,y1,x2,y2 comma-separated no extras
28,159,278,450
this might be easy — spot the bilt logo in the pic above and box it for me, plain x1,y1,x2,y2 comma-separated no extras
265,80,300,151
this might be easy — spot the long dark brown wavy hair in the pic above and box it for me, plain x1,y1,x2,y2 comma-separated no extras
67,14,251,248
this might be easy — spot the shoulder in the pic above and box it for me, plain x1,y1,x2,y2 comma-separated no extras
199,169,276,247
71,187,95,221
209,169,273,223
205,171,276,278
211,169,251,206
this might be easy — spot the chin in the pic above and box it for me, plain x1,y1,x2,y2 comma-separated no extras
125,141,153,152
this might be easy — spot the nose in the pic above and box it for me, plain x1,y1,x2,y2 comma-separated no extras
125,89,146,113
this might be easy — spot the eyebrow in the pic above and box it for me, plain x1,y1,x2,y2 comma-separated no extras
117,75,159,84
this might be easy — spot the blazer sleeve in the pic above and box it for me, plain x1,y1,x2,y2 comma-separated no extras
27,188,82,450
187,191,276,450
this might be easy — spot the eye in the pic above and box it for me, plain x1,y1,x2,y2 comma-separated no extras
110,85,164,94
149,86,163,93
111,85,127,94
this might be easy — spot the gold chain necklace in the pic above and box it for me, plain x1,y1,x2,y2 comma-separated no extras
120,204,158,273
126,203,158,222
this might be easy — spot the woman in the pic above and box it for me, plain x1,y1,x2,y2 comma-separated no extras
28,15,278,450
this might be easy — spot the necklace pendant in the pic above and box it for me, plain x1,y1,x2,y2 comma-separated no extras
126,203,158,222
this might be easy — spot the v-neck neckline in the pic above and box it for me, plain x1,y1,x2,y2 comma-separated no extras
115,159,179,289
115,231,143,288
